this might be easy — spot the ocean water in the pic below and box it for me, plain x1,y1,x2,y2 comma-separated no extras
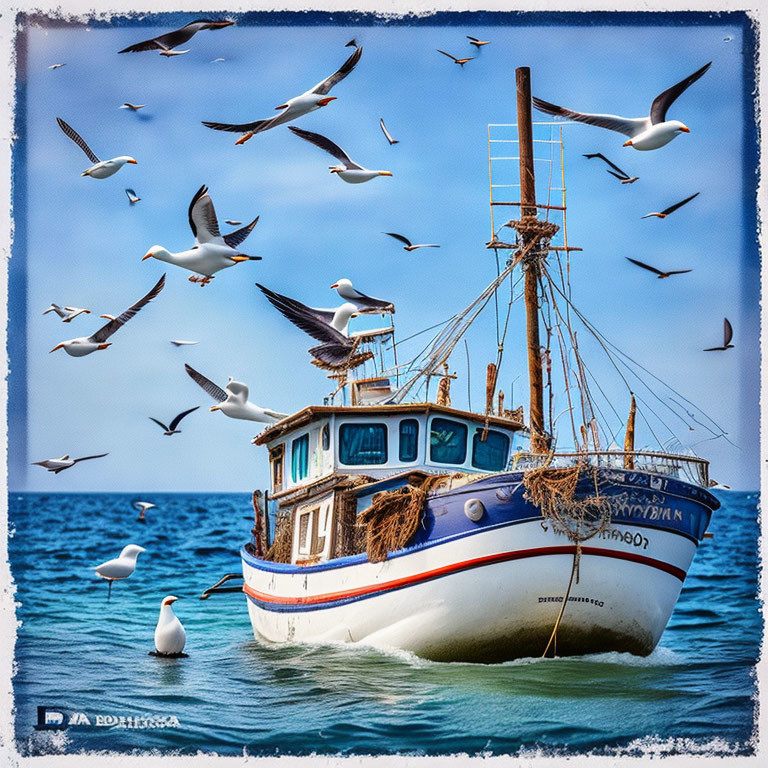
7,490,760,757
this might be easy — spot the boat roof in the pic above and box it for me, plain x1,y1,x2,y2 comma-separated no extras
253,402,526,446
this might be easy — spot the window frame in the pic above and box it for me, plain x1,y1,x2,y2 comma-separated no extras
337,422,389,466
471,428,511,471
429,417,469,465
398,418,420,463
291,433,309,482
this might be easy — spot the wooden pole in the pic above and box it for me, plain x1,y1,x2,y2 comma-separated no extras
485,362,498,415
624,394,636,469
516,66,546,453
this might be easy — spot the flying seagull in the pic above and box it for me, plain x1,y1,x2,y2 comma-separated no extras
224,219,242,226
32,453,108,474
143,185,261,285
704,318,734,351
384,232,440,251
625,257,692,279
57,117,137,178
43,304,91,323
466,36,491,47
48,63,66,70
436,50,474,66
149,406,200,436
120,103,146,111
330,278,394,314
50,274,165,357
170,340,199,346
345,39,358,48
184,364,288,423
125,188,141,205
379,118,399,145
94,545,146,600
642,192,700,219
202,47,362,144
532,61,712,151
288,126,392,184
583,153,638,184
118,20,235,55
153,596,187,657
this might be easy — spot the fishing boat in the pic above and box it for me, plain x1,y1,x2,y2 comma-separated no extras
205,68,720,663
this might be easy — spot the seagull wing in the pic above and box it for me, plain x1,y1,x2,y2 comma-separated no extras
723,317,733,347
379,118,398,145
308,342,355,367
606,170,629,181
436,50,458,63
310,46,363,95
626,257,664,276
202,117,276,134
384,232,413,247
118,21,209,53
345,288,394,314
583,153,629,178
660,192,700,216
125,188,139,200
223,216,259,249
72,453,109,463
650,61,712,125
150,417,170,431
57,117,100,163
90,274,166,343
184,363,227,402
532,98,648,138
466,36,480,42
666,269,693,276
288,127,360,169
187,185,223,243
169,406,200,431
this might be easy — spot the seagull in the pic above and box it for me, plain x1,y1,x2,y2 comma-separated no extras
642,192,700,219
202,47,362,144
133,501,156,523
211,57,226,63
184,364,288,423
466,36,491,47
625,257,692,279
224,219,242,226
153,596,187,657
94,544,146,599
43,304,91,323
125,188,141,205
48,63,66,70
49,274,165,357
257,284,370,369
704,318,734,351
57,117,137,178
288,126,392,184
345,38,358,48
32,453,108,474
119,103,146,111
149,406,200,436
532,62,712,151
436,50,474,66
142,186,261,285
118,20,235,54
330,278,394,314
384,232,440,251
379,118,399,145
583,153,638,184
170,340,198,346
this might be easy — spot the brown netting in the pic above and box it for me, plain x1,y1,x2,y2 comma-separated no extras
264,511,293,563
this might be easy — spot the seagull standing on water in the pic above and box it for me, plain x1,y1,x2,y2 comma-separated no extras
153,596,187,657
57,117,137,178
43,304,91,322
32,453,108,474
330,278,394,314
642,192,700,219
143,186,261,285
533,62,711,151
118,20,234,55
94,544,146,599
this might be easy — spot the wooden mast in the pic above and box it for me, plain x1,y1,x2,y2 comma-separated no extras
516,67,547,454
624,393,637,469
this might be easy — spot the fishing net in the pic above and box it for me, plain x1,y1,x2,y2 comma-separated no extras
264,511,293,563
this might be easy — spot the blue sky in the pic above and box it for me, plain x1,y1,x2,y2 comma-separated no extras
10,14,758,491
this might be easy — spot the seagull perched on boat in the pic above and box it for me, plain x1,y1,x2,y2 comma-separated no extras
384,232,440,251
289,127,392,184
57,117,137,178
436,50,474,66
642,192,700,219
704,318,734,351
149,406,200,436
43,304,91,323
257,284,371,369
466,35,491,47
94,544,146,599
202,47,362,144
379,118,399,145
32,453,108,473
119,103,146,111
583,153,638,184
533,61,712,151
125,188,141,205
330,278,394,314
153,596,187,656
118,20,234,55
49,274,165,357
184,364,288,423
625,258,691,279
142,186,261,285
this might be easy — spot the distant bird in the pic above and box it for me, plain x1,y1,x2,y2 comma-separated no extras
379,118,399,145
345,39,358,48
100,314,116,321
436,50,474,66
224,219,242,226
211,57,226,63
32,453,108,474
170,340,199,346
149,406,200,436
203,47,362,144
532,61,712,151
289,126,392,184
331,278,394,314
704,318,734,351
50,274,165,356
384,232,440,251
118,20,235,54
142,186,260,285
125,188,141,205
48,63,66,70
57,117,137,178
94,544,146,599
257,284,370,370
153,596,187,656
119,103,146,111
625,257,692,279
642,192,700,219
43,304,91,323
466,36,491,47
583,153,638,184
133,501,156,523
184,364,288,423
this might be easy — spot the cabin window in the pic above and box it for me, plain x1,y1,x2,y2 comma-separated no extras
270,445,284,491
472,429,511,471
296,505,327,558
338,423,388,465
430,418,468,464
291,434,309,482
399,419,419,462
321,424,330,451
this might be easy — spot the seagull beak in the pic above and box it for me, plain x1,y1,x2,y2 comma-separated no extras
210,405,220,412
49,343,64,353
142,253,153,261
317,97,337,107
622,140,633,147
330,283,339,289
680,125,690,133
230,256,250,262
98,343,111,350
127,159,138,164
378,171,393,176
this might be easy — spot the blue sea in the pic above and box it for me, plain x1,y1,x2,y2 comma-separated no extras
8,490,760,757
